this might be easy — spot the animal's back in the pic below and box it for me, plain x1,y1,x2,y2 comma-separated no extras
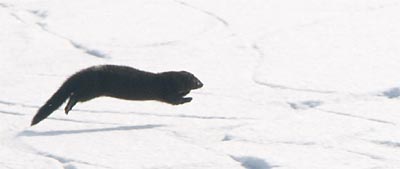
82,65,160,100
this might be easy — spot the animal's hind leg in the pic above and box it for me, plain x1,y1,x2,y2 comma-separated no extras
65,93,78,115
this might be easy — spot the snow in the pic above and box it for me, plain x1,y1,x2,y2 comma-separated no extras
230,156,274,169
1,0,400,168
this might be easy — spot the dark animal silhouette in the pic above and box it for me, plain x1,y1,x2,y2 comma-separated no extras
31,65,203,126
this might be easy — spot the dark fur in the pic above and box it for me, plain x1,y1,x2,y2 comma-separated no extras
31,65,203,126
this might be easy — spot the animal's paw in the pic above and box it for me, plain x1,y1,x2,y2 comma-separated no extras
181,97,192,104
167,97,192,105
174,97,192,105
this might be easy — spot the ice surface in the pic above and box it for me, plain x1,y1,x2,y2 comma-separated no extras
1,0,400,168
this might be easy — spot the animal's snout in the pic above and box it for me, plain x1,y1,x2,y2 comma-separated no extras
195,81,203,89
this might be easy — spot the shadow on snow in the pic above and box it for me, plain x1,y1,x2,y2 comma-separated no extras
18,124,165,137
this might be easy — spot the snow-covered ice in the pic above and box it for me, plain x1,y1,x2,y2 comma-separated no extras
1,0,400,168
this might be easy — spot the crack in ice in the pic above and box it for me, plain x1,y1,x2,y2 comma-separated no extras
35,22,110,59
174,0,229,27
0,5,109,60
346,150,384,161
250,43,340,94
0,110,24,116
31,17,110,59
255,80,338,94
371,140,400,148
0,99,126,125
69,41,109,59
34,150,111,169
0,99,38,109
316,108,396,125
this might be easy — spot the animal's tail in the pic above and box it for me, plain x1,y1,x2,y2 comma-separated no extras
31,79,75,126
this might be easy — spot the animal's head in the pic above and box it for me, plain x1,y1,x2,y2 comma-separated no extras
176,71,203,90
159,71,203,96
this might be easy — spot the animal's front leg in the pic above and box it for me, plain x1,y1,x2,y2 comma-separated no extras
180,97,192,104
164,96,192,105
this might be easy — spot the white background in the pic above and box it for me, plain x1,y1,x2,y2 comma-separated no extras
1,0,400,168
